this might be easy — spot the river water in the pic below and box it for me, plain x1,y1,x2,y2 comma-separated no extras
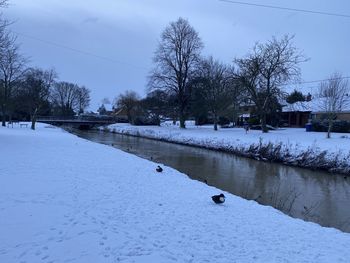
72,129,350,232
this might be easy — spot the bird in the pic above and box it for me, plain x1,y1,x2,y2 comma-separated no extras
156,165,163,172
212,193,225,204
204,179,208,185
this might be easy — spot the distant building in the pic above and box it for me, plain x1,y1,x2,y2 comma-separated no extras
281,97,350,127
112,107,128,119
281,101,312,128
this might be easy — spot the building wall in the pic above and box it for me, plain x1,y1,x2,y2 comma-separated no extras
281,112,311,128
312,112,350,121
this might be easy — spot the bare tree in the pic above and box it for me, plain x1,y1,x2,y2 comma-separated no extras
20,68,56,130
197,57,233,130
114,90,140,123
0,0,8,7
76,86,90,114
50,81,80,116
0,32,27,126
317,73,350,138
235,35,306,132
227,68,247,127
149,17,203,128
101,97,111,105
141,90,169,125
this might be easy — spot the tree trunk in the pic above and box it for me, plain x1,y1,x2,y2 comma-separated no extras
155,114,161,126
9,114,12,125
1,107,5,127
327,119,333,139
261,113,268,133
232,104,238,127
179,112,186,128
31,116,36,130
179,102,186,128
31,115,36,130
31,108,39,130
214,114,218,131
127,111,132,123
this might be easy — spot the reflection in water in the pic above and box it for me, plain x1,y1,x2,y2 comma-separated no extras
72,129,350,232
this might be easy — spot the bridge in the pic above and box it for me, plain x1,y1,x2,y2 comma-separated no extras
37,116,123,130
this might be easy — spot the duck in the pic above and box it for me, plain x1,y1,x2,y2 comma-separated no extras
156,165,163,173
212,193,225,204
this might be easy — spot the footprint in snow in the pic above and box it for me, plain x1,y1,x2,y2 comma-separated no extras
41,255,49,260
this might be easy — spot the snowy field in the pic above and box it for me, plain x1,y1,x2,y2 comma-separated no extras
107,122,350,174
1,123,350,263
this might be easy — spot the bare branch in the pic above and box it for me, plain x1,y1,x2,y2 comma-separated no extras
235,35,306,132
317,72,350,138
149,17,203,128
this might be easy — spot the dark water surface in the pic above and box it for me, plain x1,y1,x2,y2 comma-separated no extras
72,129,350,232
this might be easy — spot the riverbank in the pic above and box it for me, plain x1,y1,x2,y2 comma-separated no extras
1,123,350,262
106,123,350,175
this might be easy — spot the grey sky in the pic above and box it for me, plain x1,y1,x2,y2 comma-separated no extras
6,0,350,110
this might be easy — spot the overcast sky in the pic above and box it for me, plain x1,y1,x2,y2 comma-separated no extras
5,0,350,110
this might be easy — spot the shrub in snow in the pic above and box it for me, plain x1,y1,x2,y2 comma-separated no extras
218,116,230,126
312,120,350,133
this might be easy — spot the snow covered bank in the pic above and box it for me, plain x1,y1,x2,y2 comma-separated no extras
1,124,350,263
106,123,350,175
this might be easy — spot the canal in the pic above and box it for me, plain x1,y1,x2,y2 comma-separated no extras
72,129,350,233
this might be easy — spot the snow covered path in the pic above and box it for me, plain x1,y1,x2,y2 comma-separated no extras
1,124,350,263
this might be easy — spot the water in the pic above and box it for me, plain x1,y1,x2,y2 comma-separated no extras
72,129,350,232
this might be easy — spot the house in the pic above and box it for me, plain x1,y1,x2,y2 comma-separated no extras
311,97,350,122
97,104,115,116
281,96,350,127
281,101,312,128
312,111,350,121
112,107,128,120
236,100,256,126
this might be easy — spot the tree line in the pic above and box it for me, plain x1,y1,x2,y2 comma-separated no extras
114,17,306,132
114,17,349,135
0,1,91,130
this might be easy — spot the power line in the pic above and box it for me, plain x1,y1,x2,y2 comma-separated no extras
13,31,148,70
284,76,350,86
218,0,350,19
12,31,350,88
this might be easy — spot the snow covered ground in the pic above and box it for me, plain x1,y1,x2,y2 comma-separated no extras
1,123,350,263
106,122,350,174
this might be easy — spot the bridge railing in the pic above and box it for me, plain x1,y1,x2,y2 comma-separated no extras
37,115,128,123
37,116,77,121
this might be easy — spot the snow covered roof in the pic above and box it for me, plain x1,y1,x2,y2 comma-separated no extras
102,104,114,112
282,101,313,112
282,97,350,113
